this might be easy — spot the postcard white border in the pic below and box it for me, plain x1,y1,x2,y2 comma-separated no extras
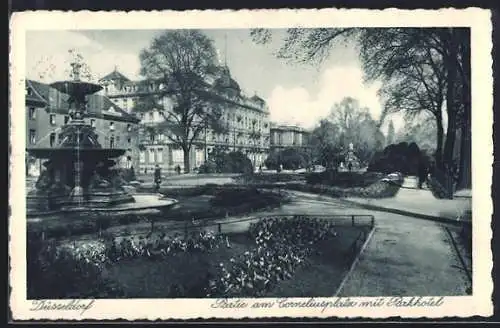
9,8,494,320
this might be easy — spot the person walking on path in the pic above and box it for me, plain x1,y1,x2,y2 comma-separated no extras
417,156,428,189
154,164,162,193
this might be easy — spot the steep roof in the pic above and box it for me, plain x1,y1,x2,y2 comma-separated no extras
27,79,139,123
26,80,48,106
99,69,131,83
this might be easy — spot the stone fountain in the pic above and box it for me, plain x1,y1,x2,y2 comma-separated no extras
26,60,177,217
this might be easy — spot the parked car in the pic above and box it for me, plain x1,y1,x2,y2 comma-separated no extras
312,165,326,173
381,172,403,184
294,168,307,174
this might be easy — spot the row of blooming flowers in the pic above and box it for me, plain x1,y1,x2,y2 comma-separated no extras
32,216,339,298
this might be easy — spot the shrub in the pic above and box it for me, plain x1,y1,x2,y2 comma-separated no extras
265,148,310,170
221,151,254,174
200,148,253,174
368,142,423,175
198,160,218,174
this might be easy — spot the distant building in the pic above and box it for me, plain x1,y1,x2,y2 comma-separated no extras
269,124,310,152
25,79,140,176
98,67,271,174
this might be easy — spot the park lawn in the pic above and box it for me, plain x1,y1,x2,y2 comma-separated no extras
101,226,372,298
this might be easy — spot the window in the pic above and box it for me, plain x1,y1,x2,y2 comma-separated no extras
110,136,115,148
127,137,131,144
28,107,36,120
148,148,155,162
149,133,155,143
64,116,69,124
196,150,204,164
127,124,132,132
49,133,56,147
109,122,115,131
157,148,163,163
49,114,56,125
90,119,95,128
29,129,36,144
172,150,183,162
139,151,146,163
148,112,154,121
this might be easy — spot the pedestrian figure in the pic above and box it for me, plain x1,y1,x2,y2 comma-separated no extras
154,164,162,192
348,162,353,172
417,157,428,189
259,164,263,173
175,164,181,175
279,164,283,173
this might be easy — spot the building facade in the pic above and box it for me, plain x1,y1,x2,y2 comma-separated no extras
25,79,140,176
269,124,310,152
99,67,271,174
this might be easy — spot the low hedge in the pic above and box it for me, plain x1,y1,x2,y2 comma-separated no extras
234,173,306,184
305,171,385,187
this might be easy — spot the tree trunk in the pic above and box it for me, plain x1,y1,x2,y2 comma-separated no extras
443,46,458,172
434,110,444,168
457,28,472,190
457,124,471,189
183,147,190,174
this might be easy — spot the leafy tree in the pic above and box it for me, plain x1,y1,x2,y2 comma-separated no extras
325,97,385,165
395,114,438,156
135,30,228,173
308,119,344,170
251,27,471,191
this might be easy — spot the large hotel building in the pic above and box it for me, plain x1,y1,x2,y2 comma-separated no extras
25,66,311,177
99,66,272,174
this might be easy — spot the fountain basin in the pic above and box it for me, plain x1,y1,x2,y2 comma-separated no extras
27,194,178,219
50,80,103,98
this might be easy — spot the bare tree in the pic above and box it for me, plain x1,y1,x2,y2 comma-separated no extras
135,30,228,173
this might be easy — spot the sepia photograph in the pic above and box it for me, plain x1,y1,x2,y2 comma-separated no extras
9,9,493,320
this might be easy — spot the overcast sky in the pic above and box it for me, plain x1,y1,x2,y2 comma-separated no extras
26,29,401,131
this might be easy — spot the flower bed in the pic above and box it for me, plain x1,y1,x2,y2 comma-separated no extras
305,171,385,187
27,216,372,298
206,217,340,297
252,180,401,199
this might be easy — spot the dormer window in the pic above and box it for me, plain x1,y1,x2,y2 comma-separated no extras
127,124,132,132
109,122,115,131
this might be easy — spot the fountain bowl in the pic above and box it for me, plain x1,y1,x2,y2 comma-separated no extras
27,193,179,219
50,80,103,98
